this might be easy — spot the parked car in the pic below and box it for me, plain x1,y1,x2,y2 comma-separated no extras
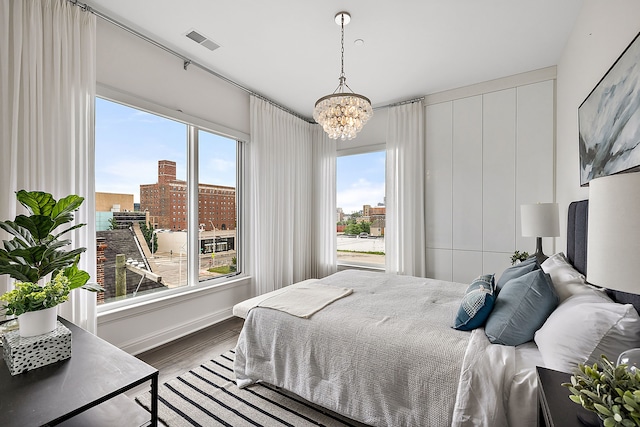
359,232,369,238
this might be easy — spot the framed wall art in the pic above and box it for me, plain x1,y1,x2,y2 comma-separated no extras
579,31,640,186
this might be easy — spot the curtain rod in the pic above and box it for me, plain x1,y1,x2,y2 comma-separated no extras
69,0,426,121
375,97,425,110
67,0,313,123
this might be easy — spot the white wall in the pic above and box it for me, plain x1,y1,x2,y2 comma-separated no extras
96,19,250,137
95,18,253,352
556,0,640,251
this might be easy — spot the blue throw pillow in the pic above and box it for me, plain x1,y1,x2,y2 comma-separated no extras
485,269,558,346
453,274,496,331
496,256,539,293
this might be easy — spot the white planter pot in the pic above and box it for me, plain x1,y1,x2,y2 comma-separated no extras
18,306,58,337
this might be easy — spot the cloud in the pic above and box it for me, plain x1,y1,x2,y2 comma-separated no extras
200,158,236,187
337,178,385,215
96,159,162,202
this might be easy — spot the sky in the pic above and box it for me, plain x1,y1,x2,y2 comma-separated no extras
95,98,236,203
96,97,385,212
337,151,386,215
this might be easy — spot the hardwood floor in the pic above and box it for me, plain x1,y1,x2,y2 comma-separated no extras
126,316,244,397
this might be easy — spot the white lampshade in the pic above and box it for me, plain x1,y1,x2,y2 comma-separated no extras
587,172,640,292
521,203,560,237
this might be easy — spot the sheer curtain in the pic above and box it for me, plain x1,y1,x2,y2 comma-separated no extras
311,126,337,279
0,0,97,332
385,101,427,276
248,96,314,295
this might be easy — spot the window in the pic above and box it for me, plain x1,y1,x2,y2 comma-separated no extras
336,150,386,267
95,97,240,305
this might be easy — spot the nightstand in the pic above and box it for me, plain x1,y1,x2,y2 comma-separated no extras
537,366,599,427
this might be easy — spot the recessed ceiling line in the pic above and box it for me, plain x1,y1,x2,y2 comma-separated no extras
66,0,314,123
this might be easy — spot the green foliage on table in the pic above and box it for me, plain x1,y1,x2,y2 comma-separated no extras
0,190,101,292
510,250,530,265
563,355,640,427
0,272,71,316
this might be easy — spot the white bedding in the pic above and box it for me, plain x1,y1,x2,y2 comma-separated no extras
452,329,541,427
234,270,541,426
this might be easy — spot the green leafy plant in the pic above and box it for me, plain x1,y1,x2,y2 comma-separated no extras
563,355,640,427
0,190,102,294
510,250,530,265
0,273,71,316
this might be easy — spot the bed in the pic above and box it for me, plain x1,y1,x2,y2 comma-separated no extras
233,200,640,427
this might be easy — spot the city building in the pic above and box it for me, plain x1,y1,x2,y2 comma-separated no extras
140,160,236,232
95,192,149,231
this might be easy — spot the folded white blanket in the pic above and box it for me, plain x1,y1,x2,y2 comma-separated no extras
257,283,353,318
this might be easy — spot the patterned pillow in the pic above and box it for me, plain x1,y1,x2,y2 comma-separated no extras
453,274,496,331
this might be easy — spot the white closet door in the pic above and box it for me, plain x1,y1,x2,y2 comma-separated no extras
515,80,555,254
426,102,454,280
426,248,453,281
426,102,453,250
453,250,483,284
452,96,483,251
483,89,516,253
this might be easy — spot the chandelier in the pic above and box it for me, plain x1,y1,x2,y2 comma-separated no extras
313,12,372,141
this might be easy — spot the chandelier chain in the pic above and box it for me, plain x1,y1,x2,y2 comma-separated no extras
340,14,345,80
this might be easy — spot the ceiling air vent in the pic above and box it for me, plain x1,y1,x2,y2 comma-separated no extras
185,29,220,52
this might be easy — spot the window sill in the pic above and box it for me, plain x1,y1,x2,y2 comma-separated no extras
97,274,251,323
337,262,385,272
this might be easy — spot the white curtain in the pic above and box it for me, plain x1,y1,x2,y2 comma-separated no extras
0,0,97,331
248,96,314,295
385,101,427,277
311,126,337,279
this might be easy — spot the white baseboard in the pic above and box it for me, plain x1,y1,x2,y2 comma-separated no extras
116,307,234,355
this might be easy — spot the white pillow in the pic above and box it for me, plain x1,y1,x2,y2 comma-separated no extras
541,252,591,302
534,291,640,373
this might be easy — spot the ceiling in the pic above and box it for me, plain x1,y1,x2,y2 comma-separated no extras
82,0,584,120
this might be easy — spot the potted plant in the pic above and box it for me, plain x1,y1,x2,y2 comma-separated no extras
0,190,102,337
510,250,530,265
563,355,640,427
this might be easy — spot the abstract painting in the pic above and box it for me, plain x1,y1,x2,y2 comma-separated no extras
579,31,640,186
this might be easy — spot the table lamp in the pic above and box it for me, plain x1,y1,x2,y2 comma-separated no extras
521,203,560,265
587,171,640,293
588,172,640,370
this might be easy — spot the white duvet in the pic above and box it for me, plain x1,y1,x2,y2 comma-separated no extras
235,270,540,426
453,328,540,427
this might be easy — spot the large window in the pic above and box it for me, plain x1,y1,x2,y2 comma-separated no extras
95,97,240,305
336,151,386,267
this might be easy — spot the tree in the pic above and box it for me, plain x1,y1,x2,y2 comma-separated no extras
139,222,158,254
344,221,371,235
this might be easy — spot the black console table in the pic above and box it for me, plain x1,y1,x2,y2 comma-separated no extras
0,317,158,426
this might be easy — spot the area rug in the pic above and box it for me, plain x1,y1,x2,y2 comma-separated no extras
135,349,369,427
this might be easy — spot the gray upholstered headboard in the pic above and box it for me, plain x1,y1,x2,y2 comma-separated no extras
567,199,640,313
567,200,589,276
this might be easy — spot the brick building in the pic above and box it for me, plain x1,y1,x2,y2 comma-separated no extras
140,160,236,232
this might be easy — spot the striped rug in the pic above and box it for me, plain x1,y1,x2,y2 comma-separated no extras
135,349,370,427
